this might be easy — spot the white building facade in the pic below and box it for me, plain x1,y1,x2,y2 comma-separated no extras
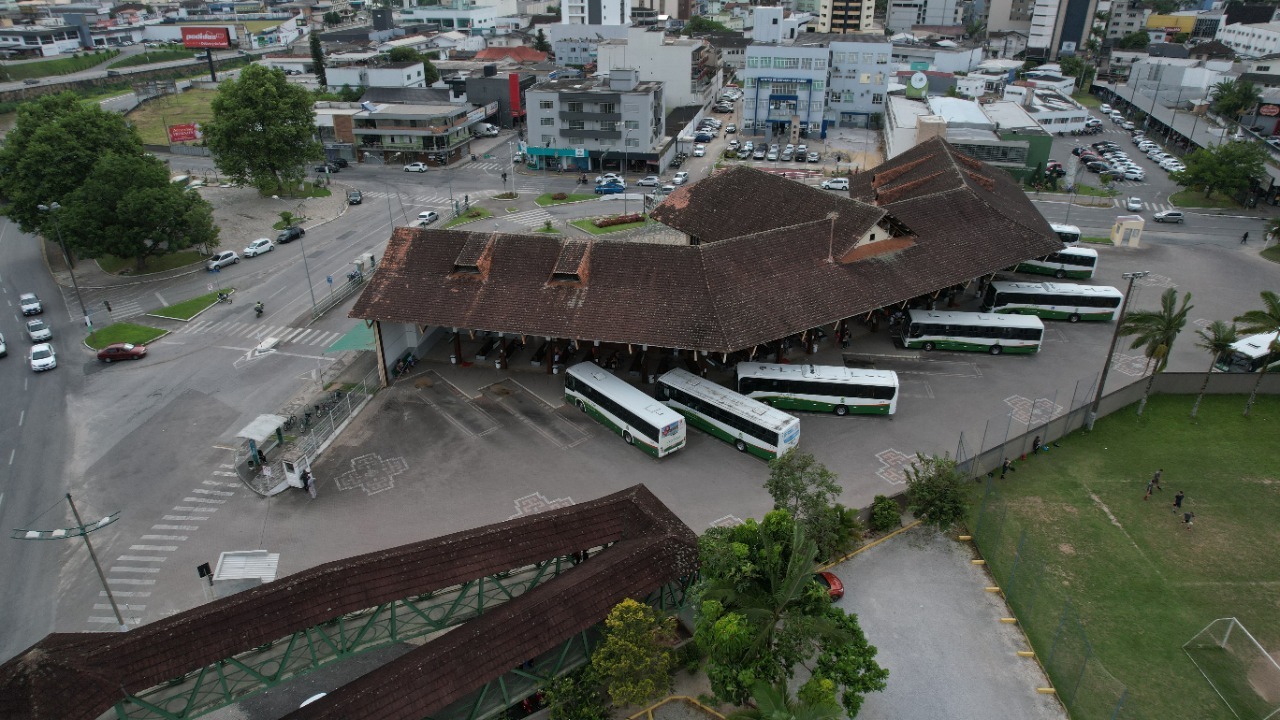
562,0,632,25
595,28,722,109
1218,22,1280,59
886,0,965,32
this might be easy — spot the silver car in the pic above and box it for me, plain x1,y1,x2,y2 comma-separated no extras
30,343,56,372
26,318,52,342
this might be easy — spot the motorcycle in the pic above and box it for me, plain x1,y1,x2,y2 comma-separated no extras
254,302,264,318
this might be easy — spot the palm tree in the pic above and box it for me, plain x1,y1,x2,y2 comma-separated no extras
729,681,842,720
1118,288,1193,416
1191,321,1238,419
1234,291,1280,416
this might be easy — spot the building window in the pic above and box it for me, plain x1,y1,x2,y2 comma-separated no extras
567,101,583,112
862,52,874,63
540,117,555,125
539,100,554,109
599,138,614,146
877,53,888,63
542,134,554,145
775,57,799,69
801,57,813,69
569,120,586,130
600,121,617,131
815,59,827,69
875,72,884,83
625,137,640,147
745,78,756,87
860,73,870,83
625,119,640,129
599,102,615,113
872,93,884,104
747,56,761,68
833,52,847,63
813,80,825,90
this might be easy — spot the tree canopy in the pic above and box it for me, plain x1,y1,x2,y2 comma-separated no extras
1170,140,1267,200
590,599,676,707
684,16,733,34
203,64,324,195
310,31,328,87
764,449,861,561
533,28,551,53
0,92,143,234
1116,31,1150,50
387,46,440,84
904,454,969,531
1210,78,1262,120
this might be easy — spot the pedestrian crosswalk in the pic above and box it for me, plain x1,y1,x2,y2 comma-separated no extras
179,319,343,347
469,161,509,172
1112,198,1174,212
500,207,553,228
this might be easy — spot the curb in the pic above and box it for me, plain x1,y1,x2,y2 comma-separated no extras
82,327,172,353
820,519,923,570
145,287,236,323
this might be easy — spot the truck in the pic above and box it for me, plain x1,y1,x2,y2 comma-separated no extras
475,123,500,137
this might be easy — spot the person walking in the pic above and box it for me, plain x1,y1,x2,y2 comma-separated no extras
1183,511,1195,529
1144,477,1156,500
1001,457,1014,479
301,469,317,499
1172,490,1185,514
1151,469,1163,492
1242,232,1249,244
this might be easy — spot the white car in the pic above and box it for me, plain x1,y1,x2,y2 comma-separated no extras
657,184,677,194
0,332,5,358
637,175,660,187
595,173,623,185
1122,169,1146,181
1161,160,1186,172
404,162,428,172
29,343,56,372
693,144,706,157
244,238,274,257
417,210,440,224
766,151,778,161
728,139,740,149
20,293,42,316
1126,197,1143,211
1100,103,1113,114
26,318,52,342
206,251,239,270
672,171,690,185
821,178,850,191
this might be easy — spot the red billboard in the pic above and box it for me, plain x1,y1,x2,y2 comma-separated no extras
181,27,231,49
508,72,523,118
1260,104,1280,117
168,123,202,143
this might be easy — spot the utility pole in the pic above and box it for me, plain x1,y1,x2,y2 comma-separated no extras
1087,270,1149,430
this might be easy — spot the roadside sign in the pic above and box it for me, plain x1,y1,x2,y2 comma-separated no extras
326,275,333,284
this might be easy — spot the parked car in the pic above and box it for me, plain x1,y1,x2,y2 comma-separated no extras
673,171,690,185
29,343,56,372
1153,210,1185,223
753,149,766,160
332,158,349,168
1126,197,1143,211
403,162,428,173
821,178,850,191
97,342,147,363
25,319,51,342
713,104,733,113
417,210,440,224
347,190,363,205
206,251,239,270
1100,103,1113,114
314,162,340,174
725,123,737,133
693,144,706,157
637,175,660,187
0,333,6,358
1122,169,1146,181
276,226,305,244
807,152,820,163
1268,137,1280,149
814,571,845,601
19,293,42,315
1085,161,1112,174
244,237,275,257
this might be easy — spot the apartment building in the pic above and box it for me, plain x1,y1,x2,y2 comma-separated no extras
1105,0,1149,42
817,0,876,33
1026,0,1098,59
595,28,722,109
524,69,665,172
562,0,632,25
886,0,966,32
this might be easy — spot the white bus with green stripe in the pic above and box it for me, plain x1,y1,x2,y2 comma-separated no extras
565,363,686,458
1214,332,1280,373
982,281,1123,322
896,310,1044,355
656,368,800,460
1015,246,1098,279
734,362,898,416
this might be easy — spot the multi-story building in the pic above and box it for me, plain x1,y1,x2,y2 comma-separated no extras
1104,0,1149,42
316,99,500,165
886,0,965,32
1026,0,1098,59
826,34,893,127
595,28,721,109
1218,21,1280,59
816,0,875,34
399,0,504,35
752,6,813,44
706,32,750,71
548,23,629,66
891,38,984,72
524,70,665,173
986,0,1033,36
562,0,631,26
326,61,434,90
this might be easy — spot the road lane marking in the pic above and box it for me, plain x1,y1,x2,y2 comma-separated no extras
117,556,166,562
153,524,199,530
18,410,23,427
130,545,178,551
8,449,13,465
110,567,160,573
101,591,151,597
107,578,156,585
88,617,142,625
94,604,146,611
182,497,225,504
140,535,186,541
162,515,209,521
212,470,237,477
192,489,235,496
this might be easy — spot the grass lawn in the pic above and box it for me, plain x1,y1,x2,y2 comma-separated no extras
970,394,1280,720
125,88,218,146
3,50,120,80
1262,244,1280,264
85,323,167,349
96,250,205,275
1072,91,1101,108
443,207,494,229
1170,189,1241,209
150,289,231,320
571,216,649,235
1082,235,1112,244
1067,183,1118,198
535,193,597,206
109,49,198,68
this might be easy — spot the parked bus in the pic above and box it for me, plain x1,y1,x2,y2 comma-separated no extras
1214,331,1280,373
656,369,800,459
734,362,899,416
982,281,1123,322
565,363,686,457
1015,246,1098,279
896,310,1044,355
1050,223,1081,246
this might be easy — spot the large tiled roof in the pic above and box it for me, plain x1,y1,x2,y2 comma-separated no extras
349,141,1059,353
0,486,696,720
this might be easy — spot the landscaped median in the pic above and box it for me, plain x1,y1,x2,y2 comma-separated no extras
535,192,597,206
1169,189,1240,210
443,206,494,229
96,251,205,275
85,323,167,350
148,289,234,321
570,213,649,235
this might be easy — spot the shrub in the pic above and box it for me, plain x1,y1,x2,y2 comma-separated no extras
868,494,902,533
592,213,643,228
467,209,484,218
552,192,568,200
543,219,554,232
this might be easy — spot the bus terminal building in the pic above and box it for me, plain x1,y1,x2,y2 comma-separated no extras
350,137,1064,386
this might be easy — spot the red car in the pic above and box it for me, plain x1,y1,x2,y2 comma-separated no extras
814,571,844,601
97,343,147,362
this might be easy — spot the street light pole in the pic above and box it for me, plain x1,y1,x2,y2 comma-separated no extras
37,203,87,321
298,232,319,317
1086,270,1150,430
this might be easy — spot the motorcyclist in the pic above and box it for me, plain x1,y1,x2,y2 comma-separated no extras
254,301,264,316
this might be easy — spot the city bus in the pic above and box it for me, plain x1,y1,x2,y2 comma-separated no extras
564,363,686,457
895,310,1044,355
734,362,899,416
1015,246,1098,279
656,368,800,459
982,281,1124,322
1214,331,1280,373
1050,223,1082,246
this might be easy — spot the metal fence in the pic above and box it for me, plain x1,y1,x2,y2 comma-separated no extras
309,264,373,320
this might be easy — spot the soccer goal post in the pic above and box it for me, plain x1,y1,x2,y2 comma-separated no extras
1184,617,1280,720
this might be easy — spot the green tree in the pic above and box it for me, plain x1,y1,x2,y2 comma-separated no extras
1059,55,1084,77
868,495,901,533
684,16,733,34
59,154,219,270
545,666,609,720
1117,31,1150,50
323,10,341,25
764,450,858,561
387,46,439,84
0,92,143,235
1191,321,1238,419
1233,291,1280,416
310,31,328,87
1171,140,1267,200
1210,78,1262,121
729,680,841,720
903,453,968,531
534,27,551,53
1119,288,1193,416
1172,31,1190,43
591,599,676,706
204,64,324,195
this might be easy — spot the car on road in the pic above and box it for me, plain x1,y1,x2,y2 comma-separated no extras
276,226,305,244
594,183,626,195
0,333,5,358
1100,103,1113,114
637,175,660,187
244,238,275,257
25,319,51,342
332,158,349,168
206,251,239,270
29,343,56,372
692,144,706,157
19,293,42,315
314,162,340,174
1161,160,1186,172
417,210,440,224
1126,197,1143,211
725,123,737,133
657,184,677,194
1122,168,1146,181
814,571,845,601
595,173,623,186
403,162,428,173
347,190,363,205
713,104,733,113
1153,210,1185,223
821,178,850,191
673,171,690,185
97,343,147,363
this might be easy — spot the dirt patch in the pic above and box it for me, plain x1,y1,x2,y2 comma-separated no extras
1248,650,1280,704
1058,543,1076,555
414,378,434,389
196,183,348,247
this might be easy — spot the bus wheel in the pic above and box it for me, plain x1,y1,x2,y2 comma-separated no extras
1055,269,1067,279
735,439,747,452
834,404,849,416
577,399,587,411
1068,313,1080,323
989,345,1003,355
624,431,634,445
922,342,935,351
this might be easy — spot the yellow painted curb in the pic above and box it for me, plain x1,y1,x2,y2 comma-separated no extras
985,586,1001,593
819,519,923,569
1036,688,1058,694
627,696,727,720
971,559,986,565
1000,617,1018,624
1017,651,1036,657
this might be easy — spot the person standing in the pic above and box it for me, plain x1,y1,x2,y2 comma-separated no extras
1241,232,1249,244
1032,435,1042,454
302,470,317,499
1151,469,1163,492
1144,477,1156,501
1172,490,1185,514
1183,511,1195,529
1001,457,1014,479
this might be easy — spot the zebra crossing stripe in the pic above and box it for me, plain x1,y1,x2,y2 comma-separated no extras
278,328,304,342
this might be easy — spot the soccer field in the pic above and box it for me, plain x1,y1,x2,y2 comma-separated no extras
970,393,1280,720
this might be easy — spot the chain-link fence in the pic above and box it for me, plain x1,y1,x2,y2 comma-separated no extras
1185,618,1280,720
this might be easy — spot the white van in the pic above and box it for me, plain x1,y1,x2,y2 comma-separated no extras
475,123,499,137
